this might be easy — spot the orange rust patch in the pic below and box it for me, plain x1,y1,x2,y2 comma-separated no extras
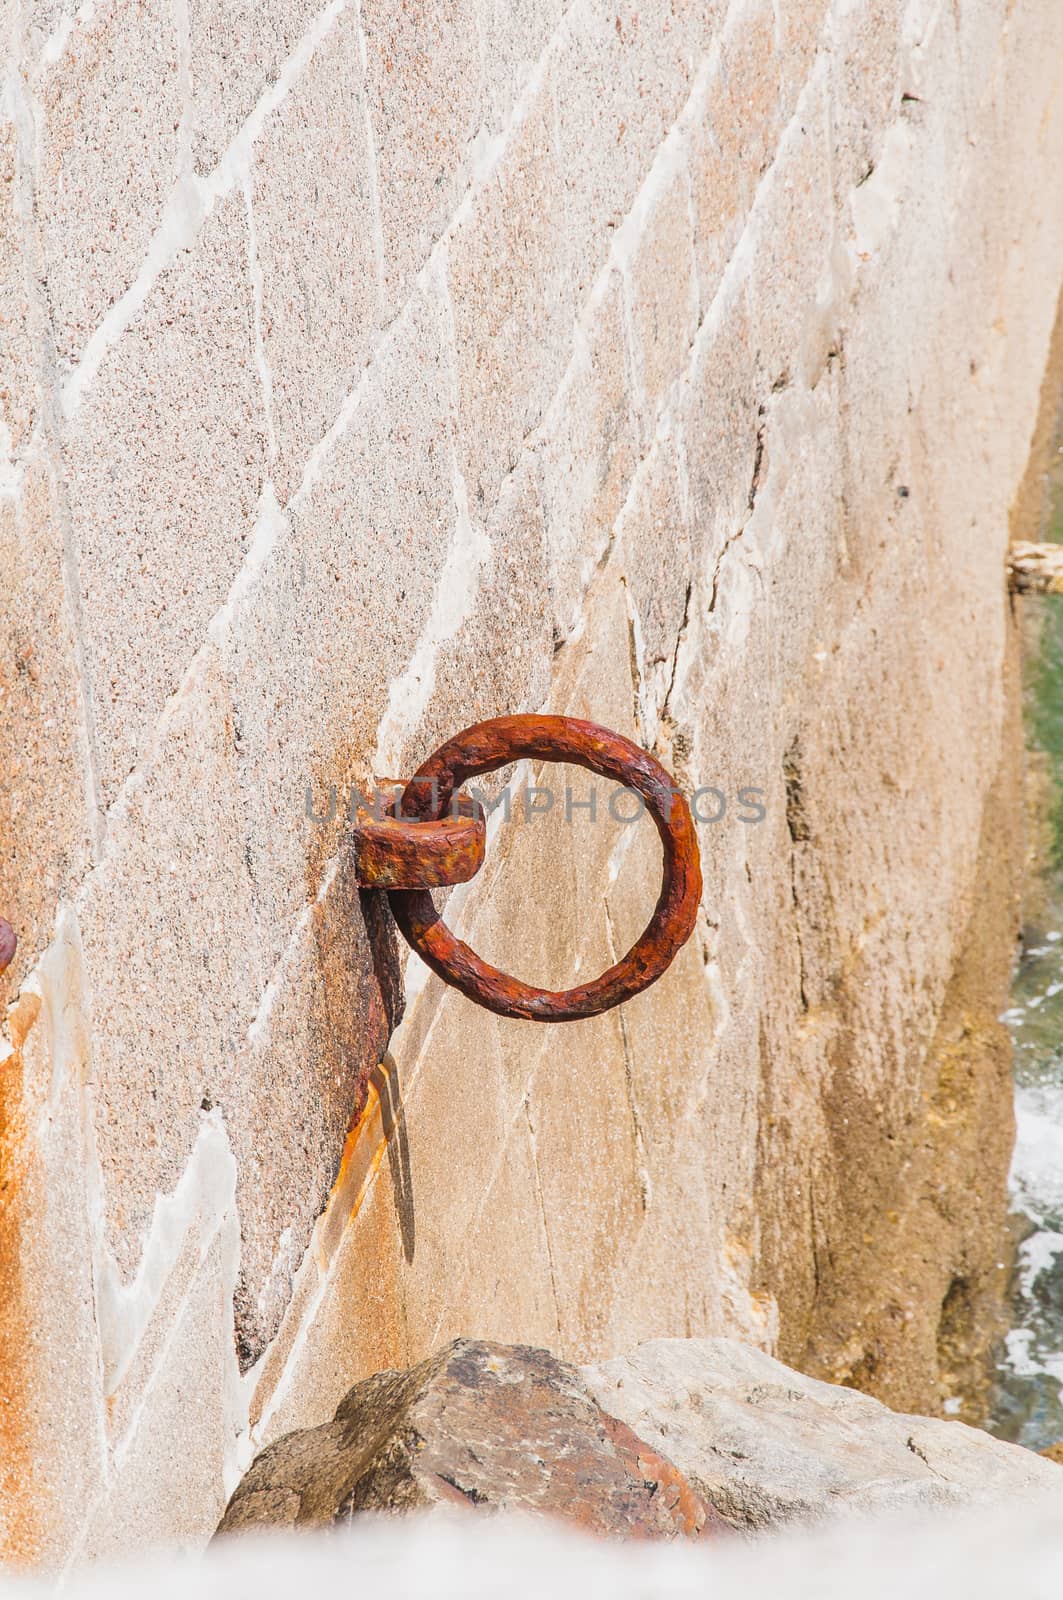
599,1410,719,1538
0,1005,45,1567
318,1056,398,1265
6,991,40,1054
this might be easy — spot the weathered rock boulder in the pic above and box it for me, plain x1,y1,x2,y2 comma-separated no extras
218,1339,712,1540
219,1337,1059,1543
582,1338,1061,1529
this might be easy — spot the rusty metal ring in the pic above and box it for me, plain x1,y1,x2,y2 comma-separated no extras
387,714,703,1022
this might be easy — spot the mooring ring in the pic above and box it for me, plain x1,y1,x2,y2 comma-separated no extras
386,714,703,1021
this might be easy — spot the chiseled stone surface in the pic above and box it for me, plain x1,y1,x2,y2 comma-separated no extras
218,1338,714,1539
60,191,267,806
2,0,1063,1573
0,464,94,995
582,1338,1063,1528
362,0,483,318
185,0,322,174
33,0,183,365
249,3,377,503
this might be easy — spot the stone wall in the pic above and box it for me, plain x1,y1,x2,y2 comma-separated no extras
2,0,1062,1570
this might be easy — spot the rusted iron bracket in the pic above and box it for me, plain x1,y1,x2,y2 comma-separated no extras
352,714,702,1023
353,783,485,889
1008,542,1063,594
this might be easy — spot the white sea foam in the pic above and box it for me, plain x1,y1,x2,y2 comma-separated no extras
1011,1084,1063,1225
18,1500,1063,1600
1018,1229,1063,1297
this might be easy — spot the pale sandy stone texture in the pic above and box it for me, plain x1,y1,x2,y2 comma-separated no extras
0,116,43,460
533,269,638,639
362,0,483,318
249,4,377,502
76,650,266,1279
186,0,324,174
475,0,562,130
623,161,700,438
0,464,94,993
583,1338,1063,1525
222,281,457,967
447,67,573,513
61,194,267,805
34,0,182,364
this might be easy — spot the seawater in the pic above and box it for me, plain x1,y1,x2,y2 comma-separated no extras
987,445,1063,1449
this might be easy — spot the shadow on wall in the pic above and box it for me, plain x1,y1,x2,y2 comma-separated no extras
375,1054,416,1266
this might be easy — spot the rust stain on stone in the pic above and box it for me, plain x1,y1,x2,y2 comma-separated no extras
319,1058,396,1259
599,1412,725,1539
0,992,44,1567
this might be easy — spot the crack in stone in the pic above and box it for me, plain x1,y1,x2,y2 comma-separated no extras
709,415,768,613
605,903,653,1215
523,1096,565,1349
